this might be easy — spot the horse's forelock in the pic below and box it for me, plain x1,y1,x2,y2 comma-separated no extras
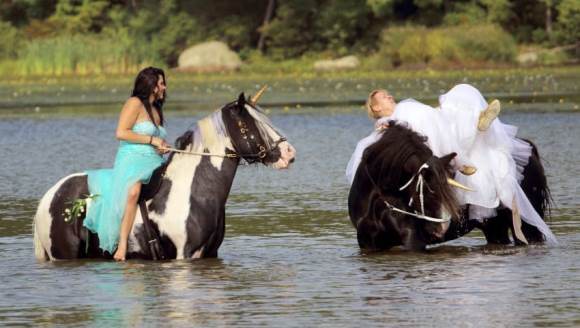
244,104,284,143
363,123,459,217
364,123,431,191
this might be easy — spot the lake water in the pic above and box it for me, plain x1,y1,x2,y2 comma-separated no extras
0,76,579,327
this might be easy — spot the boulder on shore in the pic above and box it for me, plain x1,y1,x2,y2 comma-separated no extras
313,55,360,71
177,41,242,72
517,52,538,66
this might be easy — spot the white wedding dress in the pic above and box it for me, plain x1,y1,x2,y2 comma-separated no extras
346,84,557,244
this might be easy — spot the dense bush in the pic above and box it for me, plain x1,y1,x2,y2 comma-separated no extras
0,21,24,59
377,24,516,68
555,0,580,45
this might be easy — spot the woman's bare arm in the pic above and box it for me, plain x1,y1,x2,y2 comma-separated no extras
115,97,166,147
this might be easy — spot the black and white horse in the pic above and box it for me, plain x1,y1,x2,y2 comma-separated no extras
348,122,550,251
34,93,296,260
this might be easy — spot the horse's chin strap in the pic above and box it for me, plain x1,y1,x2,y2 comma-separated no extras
387,163,450,223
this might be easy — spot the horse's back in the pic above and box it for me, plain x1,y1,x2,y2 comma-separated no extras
34,173,89,261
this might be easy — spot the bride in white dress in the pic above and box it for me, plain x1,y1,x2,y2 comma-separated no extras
346,84,557,244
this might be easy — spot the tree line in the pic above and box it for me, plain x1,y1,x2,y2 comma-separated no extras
1,0,578,72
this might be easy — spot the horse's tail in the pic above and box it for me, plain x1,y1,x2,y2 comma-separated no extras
519,139,553,242
33,215,48,261
33,183,56,262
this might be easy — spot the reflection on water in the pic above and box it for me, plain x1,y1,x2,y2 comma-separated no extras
0,99,579,325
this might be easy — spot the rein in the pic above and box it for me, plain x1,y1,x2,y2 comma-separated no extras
161,147,238,158
161,137,286,160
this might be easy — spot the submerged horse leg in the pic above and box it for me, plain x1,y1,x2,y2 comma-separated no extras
401,226,427,251
480,209,513,244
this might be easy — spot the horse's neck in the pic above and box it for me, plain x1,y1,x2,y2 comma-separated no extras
162,152,239,202
154,114,238,206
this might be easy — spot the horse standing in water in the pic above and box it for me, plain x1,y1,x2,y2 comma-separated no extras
348,122,550,251
34,93,296,260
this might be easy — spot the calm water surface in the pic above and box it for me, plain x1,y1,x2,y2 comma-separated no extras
0,91,579,326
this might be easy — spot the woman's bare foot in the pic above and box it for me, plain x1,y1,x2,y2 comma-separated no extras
113,243,127,261
478,99,501,131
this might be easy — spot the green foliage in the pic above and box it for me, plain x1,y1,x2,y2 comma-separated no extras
366,0,395,17
50,0,109,33
480,0,511,24
443,2,487,25
377,24,516,67
0,0,576,77
0,0,56,27
315,0,374,56
538,49,572,65
15,34,158,76
0,21,24,59
555,0,580,44
263,0,321,59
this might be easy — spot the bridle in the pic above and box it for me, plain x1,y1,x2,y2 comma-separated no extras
164,101,286,164
363,161,451,223
231,108,286,162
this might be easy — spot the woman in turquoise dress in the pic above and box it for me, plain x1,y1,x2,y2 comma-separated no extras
83,67,170,261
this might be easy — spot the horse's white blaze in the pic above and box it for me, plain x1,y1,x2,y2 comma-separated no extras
34,173,85,261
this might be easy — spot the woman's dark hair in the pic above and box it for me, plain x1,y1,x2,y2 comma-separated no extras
131,66,166,126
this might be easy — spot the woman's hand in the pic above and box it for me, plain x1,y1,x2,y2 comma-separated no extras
375,123,389,131
151,137,170,154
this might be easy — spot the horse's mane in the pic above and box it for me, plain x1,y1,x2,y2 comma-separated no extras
362,121,432,191
172,110,230,150
361,121,459,217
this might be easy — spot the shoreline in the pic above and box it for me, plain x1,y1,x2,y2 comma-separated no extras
1,66,578,114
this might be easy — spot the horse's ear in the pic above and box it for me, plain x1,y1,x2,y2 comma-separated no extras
237,93,246,106
175,131,193,150
439,152,457,167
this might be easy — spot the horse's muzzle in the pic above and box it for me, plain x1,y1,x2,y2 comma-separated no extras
272,141,296,169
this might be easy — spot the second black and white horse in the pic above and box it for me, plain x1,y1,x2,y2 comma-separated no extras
33,93,296,260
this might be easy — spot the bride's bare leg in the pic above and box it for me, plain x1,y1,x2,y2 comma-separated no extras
114,182,142,261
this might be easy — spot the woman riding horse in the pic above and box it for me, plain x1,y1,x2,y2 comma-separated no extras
81,67,171,261
33,89,296,261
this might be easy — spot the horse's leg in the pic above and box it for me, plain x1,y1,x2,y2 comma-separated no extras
480,209,513,244
401,226,427,251
114,182,141,261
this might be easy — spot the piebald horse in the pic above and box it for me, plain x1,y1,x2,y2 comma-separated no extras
34,92,296,260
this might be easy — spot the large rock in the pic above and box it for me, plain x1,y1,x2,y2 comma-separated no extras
517,52,538,66
313,55,360,71
177,41,242,72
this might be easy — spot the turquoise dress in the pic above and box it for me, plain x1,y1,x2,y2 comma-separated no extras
84,121,167,254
